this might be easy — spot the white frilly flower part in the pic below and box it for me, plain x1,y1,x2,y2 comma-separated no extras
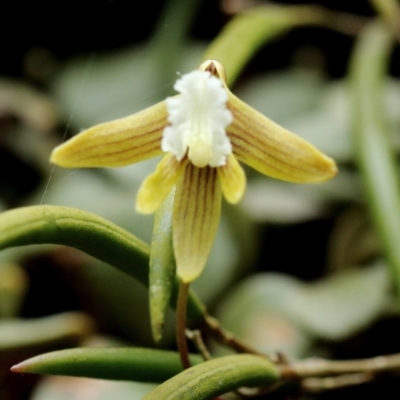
161,70,233,168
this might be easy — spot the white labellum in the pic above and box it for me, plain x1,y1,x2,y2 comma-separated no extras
161,70,233,168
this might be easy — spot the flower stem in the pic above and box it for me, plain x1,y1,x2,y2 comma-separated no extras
176,281,190,369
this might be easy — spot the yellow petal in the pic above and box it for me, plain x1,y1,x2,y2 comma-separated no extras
217,154,246,204
136,154,188,215
50,101,167,168
173,164,222,283
227,93,338,183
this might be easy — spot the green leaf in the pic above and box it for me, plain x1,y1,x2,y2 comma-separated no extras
349,22,400,299
0,206,206,322
0,205,149,281
12,347,203,383
215,273,312,358
142,354,280,400
236,69,324,124
149,191,176,343
288,263,391,339
369,0,400,32
0,312,93,355
216,265,390,356
203,5,328,85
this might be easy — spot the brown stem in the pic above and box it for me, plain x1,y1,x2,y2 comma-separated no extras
201,311,400,393
186,329,212,361
176,281,190,369
301,373,374,392
283,353,400,378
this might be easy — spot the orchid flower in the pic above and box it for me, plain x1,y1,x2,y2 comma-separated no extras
51,60,337,283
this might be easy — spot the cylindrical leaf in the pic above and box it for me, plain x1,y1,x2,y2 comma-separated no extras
0,206,206,322
149,190,176,343
12,347,203,383
143,354,280,399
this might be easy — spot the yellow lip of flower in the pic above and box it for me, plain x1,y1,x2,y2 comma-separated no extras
50,60,337,283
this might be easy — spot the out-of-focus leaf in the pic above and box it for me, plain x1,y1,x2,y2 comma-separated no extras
12,347,203,382
52,0,202,128
327,206,380,272
0,78,58,133
143,354,280,400
215,273,312,358
0,312,94,354
0,263,28,318
238,67,400,165
236,69,325,124
350,22,400,299
203,5,330,85
52,43,205,129
287,78,400,162
289,262,391,339
370,0,400,32
76,258,163,346
31,376,157,400
53,47,162,127
216,264,391,354
242,180,324,223
237,70,350,161
148,0,203,92
242,169,360,223
286,82,352,162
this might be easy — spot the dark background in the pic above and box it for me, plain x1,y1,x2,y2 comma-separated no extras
1,0,381,79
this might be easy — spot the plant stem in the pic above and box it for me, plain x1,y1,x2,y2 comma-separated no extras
186,329,212,361
176,281,190,369
286,353,400,377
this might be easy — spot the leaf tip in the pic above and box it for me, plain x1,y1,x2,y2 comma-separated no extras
10,361,26,374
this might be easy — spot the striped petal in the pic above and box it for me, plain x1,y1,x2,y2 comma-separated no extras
173,164,222,283
217,154,246,204
227,93,338,183
136,154,188,215
50,101,167,168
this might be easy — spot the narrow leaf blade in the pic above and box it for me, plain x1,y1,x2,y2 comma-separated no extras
12,347,203,383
